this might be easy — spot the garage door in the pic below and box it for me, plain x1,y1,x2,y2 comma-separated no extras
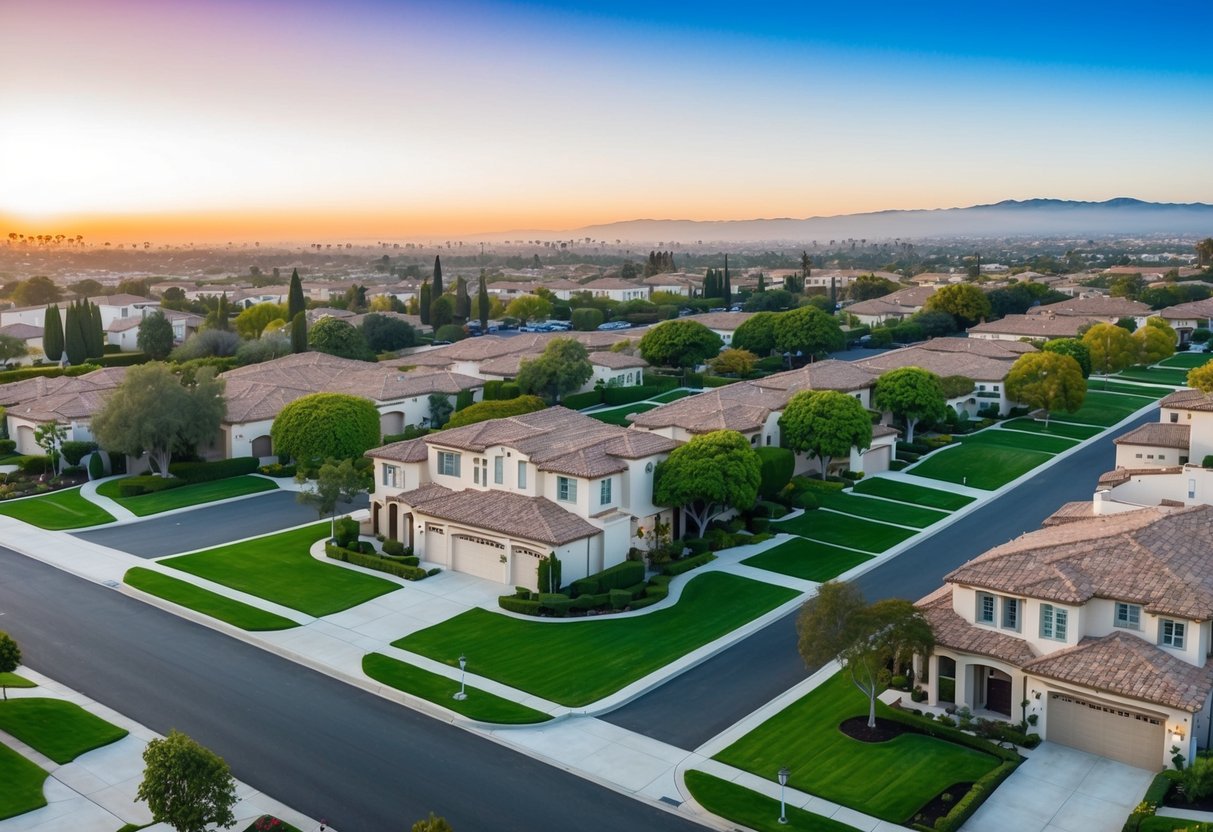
510,546,545,592
1047,692,1163,770
451,535,506,584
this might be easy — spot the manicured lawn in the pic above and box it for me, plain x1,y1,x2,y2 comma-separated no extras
162,523,399,617
589,402,658,425
362,653,552,724
1115,366,1190,386
741,537,872,581
0,742,47,820
684,770,856,832
814,490,949,529
1139,818,1213,832
650,388,695,404
772,510,918,552
999,418,1103,440
715,673,1001,823
395,572,797,706
963,429,1077,455
1158,352,1211,369
0,673,36,689
124,567,298,631
0,487,115,530
1097,381,1178,398
852,478,974,511
0,698,128,764
909,443,1054,490
96,476,278,516
1062,390,1155,426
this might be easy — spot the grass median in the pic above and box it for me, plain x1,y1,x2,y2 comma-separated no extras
125,567,299,631
1062,389,1155,426
813,490,949,528
0,698,128,764
851,478,974,511
741,537,872,581
363,653,552,724
0,487,115,530
97,476,278,516
772,510,918,553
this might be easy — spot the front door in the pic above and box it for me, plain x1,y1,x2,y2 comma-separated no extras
986,675,1012,716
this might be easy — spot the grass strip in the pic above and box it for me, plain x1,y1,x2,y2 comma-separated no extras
395,572,796,706
97,476,278,516
684,770,856,832
0,673,36,689
908,443,1053,490
998,418,1103,440
363,653,552,724
649,388,695,404
0,742,47,820
851,478,974,511
0,487,115,530
741,537,872,581
1062,389,1156,426
125,567,298,631
0,698,128,764
589,402,658,425
771,511,918,553
813,490,949,529
962,429,1077,454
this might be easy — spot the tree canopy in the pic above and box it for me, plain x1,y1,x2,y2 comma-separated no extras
136,730,237,832
848,274,900,301
92,363,225,477
923,284,991,327
0,631,20,700
638,320,723,369
780,389,872,478
653,430,760,539
137,310,175,360
272,392,381,464
234,302,288,339
445,395,547,429
42,305,63,364
1187,360,1213,393
505,294,552,324
0,333,28,364
287,268,306,320
708,347,758,377
1135,316,1176,365
1005,351,1086,426
12,276,61,307
730,311,778,356
296,457,367,541
360,313,417,352
771,306,845,358
1042,337,1092,378
515,338,593,403
308,317,373,361
1082,322,1137,381
873,367,946,443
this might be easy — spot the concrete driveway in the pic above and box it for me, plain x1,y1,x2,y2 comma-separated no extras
962,743,1154,832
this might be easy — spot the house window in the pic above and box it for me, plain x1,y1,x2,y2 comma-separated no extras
494,456,503,485
437,451,461,477
1040,604,1068,641
518,461,527,489
1161,619,1187,649
1002,598,1019,630
599,478,612,505
472,457,488,485
382,465,398,488
1159,454,1166,461
976,592,995,624
991,385,1000,392
557,476,577,503
1171,412,1179,423
1115,603,1141,630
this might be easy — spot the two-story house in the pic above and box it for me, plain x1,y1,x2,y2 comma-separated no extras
917,505,1213,771
367,408,679,590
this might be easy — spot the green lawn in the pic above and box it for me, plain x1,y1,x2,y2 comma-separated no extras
909,443,1054,490
97,476,278,516
162,523,399,617
963,429,1077,455
1159,352,1211,369
0,742,46,820
395,572,797,706
1062,390,1155,426
684,770,856,832
124,567,298,631
851,478,974,511
1115,366,1190,386
362,653,552,724
1097,381,1178,399
715,673,1001,824
999,418,1103,440
813,490,950,529
0,673,36,690
589,402,658,425
741,537,872,581
650,388,694,404
0,698,128,764
772,510,918,553
0,487,115,530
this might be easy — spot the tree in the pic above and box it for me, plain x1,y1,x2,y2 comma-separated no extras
924,284,991,327
780,390,872,478
1043,337,1092,378
431,255,443,300
70,278,105,298
136,730,237,832
445,395,547,429
477,271,490,330
137,310,175,359
0,333,28,364
12,276,60,306
1136,316,1177,365
92,363,225,477
653,430,760,539
797,581,934,728
0,631,19,700
638,320,723,370
296,457,367,542
308,318,373,361
505,294,552,324
742,289,796,312
88,301,104,357
708,347,758,376
170,329,241,361
1005,352,1086,426
412,813,454,832
1082,322,1137,384
771,306,845,358
290,311,308,354
1187,361,1213,392
515,338,593,403
907,309,958,338
234,302,288,339
64,301,87,364
454,276,470,323
755,446,794,499
722,254,732,303
873,367,946,443
43,305,63,363
34,421,68,477
570,307,604,331
428,393,454,428
287,268,305,320
419,283,432,326
429,295,455,329
208,294,231,331
1109,273,1145,300
272,392,380,465
848,274,899,301
731,311,778,356
361,313,417,352
1196,238,1213,269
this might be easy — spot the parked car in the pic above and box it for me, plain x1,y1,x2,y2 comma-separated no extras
1189,343,1209,353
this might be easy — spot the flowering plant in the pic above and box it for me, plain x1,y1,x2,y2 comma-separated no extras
253,816,283,831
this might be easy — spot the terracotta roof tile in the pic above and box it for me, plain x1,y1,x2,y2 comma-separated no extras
408,489,599,546
1113,423,1191,450
372,438,429,463
1161,389,1213,412
1027,296,1151,319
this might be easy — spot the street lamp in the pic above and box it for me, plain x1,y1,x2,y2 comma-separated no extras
777,766,790,824
453,654,468,701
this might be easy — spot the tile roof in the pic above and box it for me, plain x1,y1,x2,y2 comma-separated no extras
693,312,757,331
587,351,647,369
580,278,649,291
405,488,599,546
846,286,936,317
0,323,43,340
0,367,128,418
855,342,1018,382
968,314,1104,339
1113,423,1191,450
1158,299,1213,320
1042,501,1097,525
370,438,429,463
918,587,1038,666
1161,389,1213,412
1097,466,1183,487
1027,296,1151,319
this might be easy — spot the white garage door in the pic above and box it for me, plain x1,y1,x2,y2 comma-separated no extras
451,535,506,584
510,546,545,592
1047,692,1163,770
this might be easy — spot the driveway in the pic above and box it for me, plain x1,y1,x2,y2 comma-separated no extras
962,742,1153,832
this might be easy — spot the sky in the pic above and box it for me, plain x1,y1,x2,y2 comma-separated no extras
1,0,1211,243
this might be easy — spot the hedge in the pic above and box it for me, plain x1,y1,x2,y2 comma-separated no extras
792,477,847,492
0,363,101,383
0,439,15,455
87,452,106,479
915,760,1019,832
603,385,661,406
60,441,98,466
118,475,187,497
445,395,546,429
324,544,429,580
570,559,644,596
662,551,716,576
642,372,680,391
561,390,603,410
382,539,409,557
92,352,150,367
169,457,259,483
16,455,51,475
701,376,740,388
498,595,542,615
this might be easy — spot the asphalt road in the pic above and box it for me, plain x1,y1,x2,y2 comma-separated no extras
603,407,1159,748
73,491,368,557
0,548,702,832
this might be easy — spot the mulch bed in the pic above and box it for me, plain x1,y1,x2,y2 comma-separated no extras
838,715,918,743
913,782,975,827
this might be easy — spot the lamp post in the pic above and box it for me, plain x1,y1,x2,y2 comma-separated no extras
453,654,468,701
777,766,790,825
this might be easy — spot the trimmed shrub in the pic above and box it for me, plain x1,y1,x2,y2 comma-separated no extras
59,441,98,466
571,307,605,331
596,560,645,591
382,539,408,557
537,555,561,594
701,376,739,388
662,551,716,575
791,476,847,492
750,517,770,534
642,372,679,391
922,760,1019,832
445,395,547,429
258,462,297,478
1203,455,1213,469
325,544,428,580
87,451,106,479
560,390,603,411
17,455,51,475
434,324,467,343
117,475,187,497
334,516,360,548
537,592,573,616
684,537,710,555
454,389,474,411
793,490,819,510
168,457,259,483
0,363,101,384
93,351,150,367
0,439,15,455
755,446,795,498
609,588,632,610
499,382,521,400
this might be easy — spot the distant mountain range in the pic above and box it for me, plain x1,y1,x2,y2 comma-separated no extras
475,199,1213,244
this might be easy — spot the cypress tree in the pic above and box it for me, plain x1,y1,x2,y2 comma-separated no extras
455,276,470,323
419,283,432,326
290,311,308,353
64,301,86,364
288,268,305,320
88,300,104,357
43,304,63,363
216,293,230,331
757,272,766,292
477,271,490,330
723,255,732,304
432,256,443,300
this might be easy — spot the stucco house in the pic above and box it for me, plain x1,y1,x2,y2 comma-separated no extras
917,505,1213,771
578,278,650,302
367,407,678,589
1157,299,1213,345
846,286,936,327
0,323,45,366
3,367,130,453
688,312,755,346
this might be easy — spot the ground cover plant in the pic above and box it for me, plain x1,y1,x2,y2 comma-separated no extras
741,537,872,581
997,419,1103,440
97,476,277,516
714,673,1001,823
0,742,46,820
907,443,1054,490
850,478,974,511
362,653,552,724
162,523,399,617
0,698,128,764
1060,389,1155,426
813,490,949,529
395,572,797,706
772,510,918,552
683,770,856,832
124,567,298,631
588,402,658,425
960,429,1077,455
0,487,115,530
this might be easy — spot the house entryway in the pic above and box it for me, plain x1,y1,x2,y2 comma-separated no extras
1045,692,1163,771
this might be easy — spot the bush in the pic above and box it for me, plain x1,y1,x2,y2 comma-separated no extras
537,555,561,594
571,308,605,331
445,396,547,429
497,595,543,614
0,363,101,384
325,544,428,580
382,539,408,557
93,351,150,367
889,459,909,471
596,560,645,592
16,455,51,475
890,674,909,690
60,441,98,466
258,462,297,478
683,537,710,555
662,552,716,575
1182,756,1213,803
609,588,632,610
560,390,603,410
791,476,847,492
642,372,679,391
537,592,573,616
750,517,770,533
0,439,15,455
793,491,819,510
840,469,864,481
701,376,739,388
334,516,360,548
87,451,106,479
1193,328,1213,344
1203,455,1213,469
754,446,795,498
168,457,259,483
923,760,1019,832
117,475,187,497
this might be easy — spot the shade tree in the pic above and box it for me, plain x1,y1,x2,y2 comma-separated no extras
136,730,237,832
873,367,946,443
137,310,175,359
271,392,381,465
780,389,872,478
771,306,845,358
1005,351,1086,426
638,319,723,369
515,337,593,403
653,430,761,539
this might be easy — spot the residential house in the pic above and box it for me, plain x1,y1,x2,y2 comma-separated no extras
846,286,936,327
366,408,678,589
0,294,158,331
1157,299,1213,345
578,278,650,302
477,349,648,392
106,309,203,352
0,323,44,366
1025,295,1151,325
643,273,701,297
688,312,755,346
3,368,130,453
